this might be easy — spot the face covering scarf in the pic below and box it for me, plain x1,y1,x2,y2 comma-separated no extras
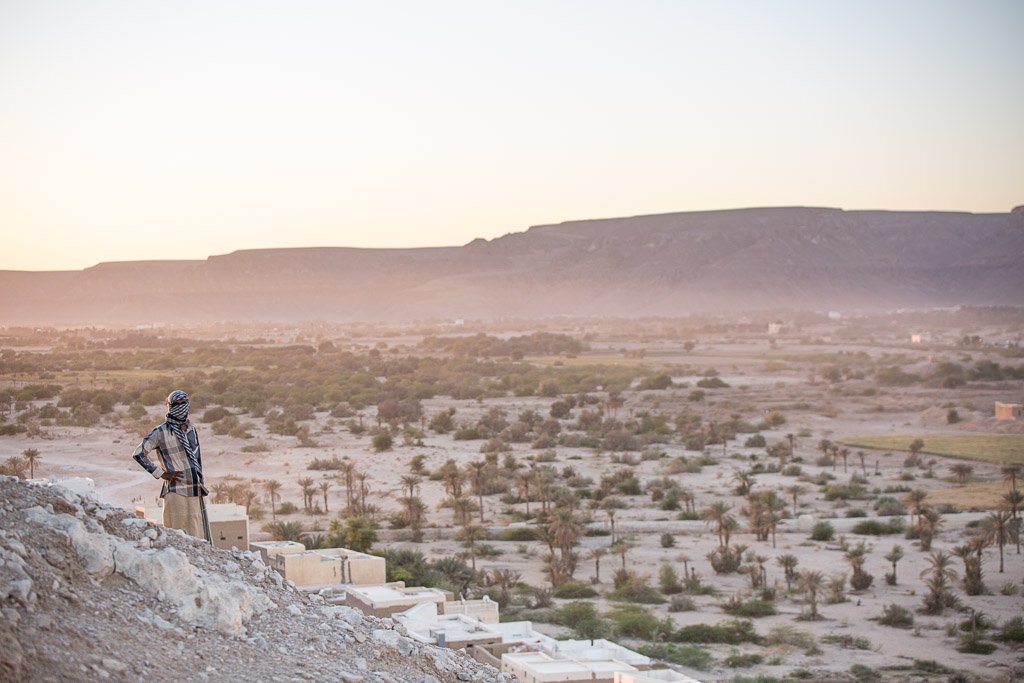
166,390,200,467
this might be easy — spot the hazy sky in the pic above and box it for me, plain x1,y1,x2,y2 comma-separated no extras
2,1,1022,271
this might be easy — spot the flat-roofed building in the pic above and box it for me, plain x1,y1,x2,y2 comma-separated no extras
206,503,249,551
490,621,557,652
995,402,1023,421
345,582,447,618
549,639,651,669
615,670,702,683
442,596,499,624
248,543,386,588
502,651,639,683
249,540,306,563
395,602,503,650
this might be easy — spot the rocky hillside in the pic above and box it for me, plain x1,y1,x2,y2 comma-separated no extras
2,207,1022,324
0,477,510,683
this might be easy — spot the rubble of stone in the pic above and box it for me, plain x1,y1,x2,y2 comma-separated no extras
0,477,514,683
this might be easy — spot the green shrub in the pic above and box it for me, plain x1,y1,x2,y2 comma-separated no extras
608,577,666,604
821,634,871,650
553,581,598,599
957,633,996,655
660,532,676,548
724,651,763,668
501,527,537,542
851,518,904,535
668,595,696,612
996,616,1024,643
638,644,713,670
723,599,777,618
810,521,834,541
610,606,672,639
675,619,760,644
877,604,914,629
850,664,880,682
552,602,610,639
276,501,299,515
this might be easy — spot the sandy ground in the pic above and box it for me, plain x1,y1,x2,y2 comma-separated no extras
5,347,1024,681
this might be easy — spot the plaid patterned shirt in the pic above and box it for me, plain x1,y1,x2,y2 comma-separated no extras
132,422,208,497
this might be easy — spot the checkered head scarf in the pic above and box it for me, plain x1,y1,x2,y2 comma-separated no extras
166,390,199,462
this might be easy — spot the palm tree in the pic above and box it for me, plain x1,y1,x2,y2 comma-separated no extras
949,463,973,486
777,554,799,591
840,448,850,473
732,469,755,496
515,469,533,516
264,520,304,541
905,489,928,527
458,524,487,571
884,544,904,585
785,433,796,455
588,547,607,583
799,570,826,619
487,568,521,609
263,479,282,520
400,475,421,499
339,462,356,511
400,494,427,542
918,507,944,551
238,486,259,513
297,477,316,512
702,501,735,548
920,550,958,614
1000,489,1023,554
468,460,488,522
318,480,332,513
979,510,1016,573
212,482,232,504
1002,464,1022,492
22,449,40,478
857,451,867,478
786,485,806,517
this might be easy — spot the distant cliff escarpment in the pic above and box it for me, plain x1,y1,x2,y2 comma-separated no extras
3,207,1023,324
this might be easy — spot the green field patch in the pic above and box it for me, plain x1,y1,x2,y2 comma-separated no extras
840,435,1024,465
927,482,1008,510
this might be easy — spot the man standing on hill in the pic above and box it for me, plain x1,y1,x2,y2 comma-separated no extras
131,390,211,542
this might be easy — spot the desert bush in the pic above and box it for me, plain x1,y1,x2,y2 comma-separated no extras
957,633,997,655
501,527,537,542
810,521,834,541
725,652,763,668
852,518,904,535
553,602,610,639
660,532,676,548
744,434,766,448
781,464,802,477
707,547,744,575
608,576,665,604
821,634,872,650
764,624,816,650
877,604,914,629
996,617,1024,643
638,644,712,670
667,595,696,612
675,619,760,645
276,501,299,515
610,606,672,639
723,598,777,618
553,581,598,599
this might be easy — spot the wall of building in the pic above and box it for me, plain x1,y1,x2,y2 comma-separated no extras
442,599,499,624
210,518,248,551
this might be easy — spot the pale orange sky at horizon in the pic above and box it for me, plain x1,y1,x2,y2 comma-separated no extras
2,1,1022,272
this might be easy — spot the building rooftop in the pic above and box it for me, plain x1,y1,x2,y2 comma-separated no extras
205,503,247,522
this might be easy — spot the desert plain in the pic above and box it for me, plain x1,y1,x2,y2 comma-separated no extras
3,309,1023,682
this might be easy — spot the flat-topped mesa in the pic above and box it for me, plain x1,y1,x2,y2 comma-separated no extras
2,206,1022,325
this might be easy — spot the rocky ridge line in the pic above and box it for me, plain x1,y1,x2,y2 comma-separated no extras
0,477,512,683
